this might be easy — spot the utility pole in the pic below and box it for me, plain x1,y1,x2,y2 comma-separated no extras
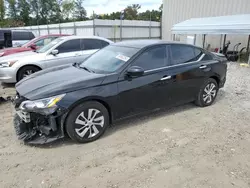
37,0,40,35
149,11,152,39
93,11,96,36
120,10,124,41
36,0,39,26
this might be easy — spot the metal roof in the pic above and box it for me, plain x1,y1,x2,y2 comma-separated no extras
172,14,250,34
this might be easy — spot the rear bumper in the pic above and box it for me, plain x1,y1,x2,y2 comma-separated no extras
0,67,17,83
13,109,68,145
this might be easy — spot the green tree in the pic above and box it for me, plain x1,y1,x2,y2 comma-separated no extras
36,0,62,24
74,0,86,20
125,4,141,20
62,0,75,20
18,0,30,25
137,10,161,22
30,0,40,25
108,12,119,20
137,4,162,22
159,4,163,12
0,0,5,26
7,0,18,20
0,0,5,21
96,3,163,22
39,0,50,24
51,0,63,23
98,13,112,20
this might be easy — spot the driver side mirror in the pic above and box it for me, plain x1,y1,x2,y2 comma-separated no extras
126,66,144,78
51,49,59,56
29,44,36,50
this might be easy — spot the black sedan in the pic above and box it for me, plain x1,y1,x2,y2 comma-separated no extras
13,40,227,144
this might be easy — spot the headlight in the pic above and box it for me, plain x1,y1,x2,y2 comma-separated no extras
19,94,66,115
0,60,18,67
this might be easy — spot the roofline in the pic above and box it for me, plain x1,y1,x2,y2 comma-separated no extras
59,35,113,43
111,40,201,49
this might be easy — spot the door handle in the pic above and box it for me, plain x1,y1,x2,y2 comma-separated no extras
199,65,207,69
160,76,171,81
75,53,81,56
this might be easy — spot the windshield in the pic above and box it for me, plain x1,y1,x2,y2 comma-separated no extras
22,39,35,47
36,38,63,53
80,45,139,73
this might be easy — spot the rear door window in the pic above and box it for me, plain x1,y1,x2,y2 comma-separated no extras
56,39,81,53
101,40,110,48
170,44,203,65
194,48,203,60
81,39,106,50
202,53,213,61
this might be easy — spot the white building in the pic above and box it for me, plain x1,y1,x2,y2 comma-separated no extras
162,0,250,50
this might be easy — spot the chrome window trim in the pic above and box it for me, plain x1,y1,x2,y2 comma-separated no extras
145,53,206,74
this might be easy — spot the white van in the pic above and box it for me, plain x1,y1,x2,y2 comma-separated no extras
0,30,35,49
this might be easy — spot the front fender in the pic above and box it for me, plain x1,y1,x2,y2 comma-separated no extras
58,87,115,110
14,60,45,71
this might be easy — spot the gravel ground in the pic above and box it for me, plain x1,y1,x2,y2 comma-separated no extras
0,63,250,188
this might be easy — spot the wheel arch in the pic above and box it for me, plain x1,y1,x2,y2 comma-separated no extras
16,64,42,81
210,75,220,86
62,97,113,135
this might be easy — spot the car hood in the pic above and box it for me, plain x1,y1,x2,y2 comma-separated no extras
16,65,107,100
0,47,30,55
0,51,43,62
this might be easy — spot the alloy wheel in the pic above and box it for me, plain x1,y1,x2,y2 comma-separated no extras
75,109,105,138
202,83,217,104
23,70,34,78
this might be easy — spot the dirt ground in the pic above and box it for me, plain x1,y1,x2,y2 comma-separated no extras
0,63,250,188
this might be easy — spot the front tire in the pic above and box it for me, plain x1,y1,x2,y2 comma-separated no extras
195,78,219,107
65,101,109,143
17,66,41,82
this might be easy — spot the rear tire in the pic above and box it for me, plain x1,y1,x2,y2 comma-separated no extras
17,66,41,82
195,78,219,107
65,101,109,143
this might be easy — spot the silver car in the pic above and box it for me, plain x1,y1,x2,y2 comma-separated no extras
0,36,113,83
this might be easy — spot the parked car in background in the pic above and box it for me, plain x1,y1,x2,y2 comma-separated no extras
13,40,227,144
0,36,113,83
0,34,69,57
0,30,35,49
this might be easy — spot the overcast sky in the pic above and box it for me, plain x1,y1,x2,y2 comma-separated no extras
83,0,163,16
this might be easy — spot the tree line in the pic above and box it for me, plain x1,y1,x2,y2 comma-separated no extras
0,1,162,27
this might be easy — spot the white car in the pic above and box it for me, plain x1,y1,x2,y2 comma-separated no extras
0,36,113,83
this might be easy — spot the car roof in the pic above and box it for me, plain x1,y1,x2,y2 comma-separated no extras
112,40,198,49
11,30,33,33
39,34,69,37
59,35,112,42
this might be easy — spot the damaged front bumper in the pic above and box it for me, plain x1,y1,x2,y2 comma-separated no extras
13,105,68,145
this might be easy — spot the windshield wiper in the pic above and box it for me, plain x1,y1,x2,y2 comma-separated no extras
82,66,92,72
82,66,96,73
72,62,79,67
73,63,95,73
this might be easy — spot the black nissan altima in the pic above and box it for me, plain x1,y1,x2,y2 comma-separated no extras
13,40,227,144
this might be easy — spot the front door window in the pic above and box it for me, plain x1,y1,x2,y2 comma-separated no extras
132,46,167,71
